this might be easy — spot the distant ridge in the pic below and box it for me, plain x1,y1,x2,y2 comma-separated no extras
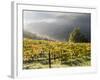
23,30,56,41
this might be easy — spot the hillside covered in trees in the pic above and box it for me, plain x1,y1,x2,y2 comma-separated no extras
68,27,90,42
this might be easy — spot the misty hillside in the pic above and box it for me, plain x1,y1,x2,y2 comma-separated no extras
23,30,56,41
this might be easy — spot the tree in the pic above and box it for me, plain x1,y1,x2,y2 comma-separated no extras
68,27,87,43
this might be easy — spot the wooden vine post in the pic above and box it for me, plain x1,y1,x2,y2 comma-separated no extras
48,50,51,68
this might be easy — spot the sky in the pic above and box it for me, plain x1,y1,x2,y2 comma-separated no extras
23,10,91,41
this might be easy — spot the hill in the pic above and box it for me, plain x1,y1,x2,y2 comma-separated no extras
23,30,56,41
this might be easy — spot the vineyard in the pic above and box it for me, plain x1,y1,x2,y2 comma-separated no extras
23,38,91,69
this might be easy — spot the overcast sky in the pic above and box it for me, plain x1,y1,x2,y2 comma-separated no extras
23,10,91,41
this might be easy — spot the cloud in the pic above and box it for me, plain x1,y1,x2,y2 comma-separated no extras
23,10,90,41
24,19,57,24
24,11,58,24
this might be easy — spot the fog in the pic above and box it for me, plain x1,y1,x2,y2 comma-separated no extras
23,10,91,41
